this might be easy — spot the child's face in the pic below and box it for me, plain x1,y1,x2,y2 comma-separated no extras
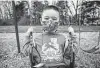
41,9,60,32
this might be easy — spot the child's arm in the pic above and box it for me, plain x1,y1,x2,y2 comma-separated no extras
68,26,78,54
22,27,34,56
64,26,78,66
23,27,41,67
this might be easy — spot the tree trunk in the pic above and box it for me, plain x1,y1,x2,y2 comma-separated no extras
12,1,20,53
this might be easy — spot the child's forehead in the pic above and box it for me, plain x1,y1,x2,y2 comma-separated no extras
42,9,59,16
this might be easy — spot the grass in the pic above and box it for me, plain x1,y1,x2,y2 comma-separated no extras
0,26,100,68
0,25,100,33
0,33,31,68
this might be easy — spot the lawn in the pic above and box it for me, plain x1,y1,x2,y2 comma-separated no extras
0,26,100,68
0,25,100,33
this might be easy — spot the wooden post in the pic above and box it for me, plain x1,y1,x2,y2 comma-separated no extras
12,1,20,53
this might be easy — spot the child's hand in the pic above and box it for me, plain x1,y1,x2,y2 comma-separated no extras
68,26,76,43
68,26,75,36
26,27,34,37
23,27,34,56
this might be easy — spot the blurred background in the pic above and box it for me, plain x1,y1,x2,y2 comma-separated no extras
0,0,100,26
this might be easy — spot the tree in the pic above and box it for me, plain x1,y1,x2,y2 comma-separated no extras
0,1,13,20
12,1,20,53
56,1,69,25
15,1,25,21
0,1,13,25
29,1,45,25
81,1,100,25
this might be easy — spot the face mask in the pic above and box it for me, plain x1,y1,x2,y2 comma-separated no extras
42,21,59,32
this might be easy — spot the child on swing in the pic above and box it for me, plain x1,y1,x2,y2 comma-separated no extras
23,5,77,68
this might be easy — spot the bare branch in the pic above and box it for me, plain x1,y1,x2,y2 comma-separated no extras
71,1,76,10
66,5,74,17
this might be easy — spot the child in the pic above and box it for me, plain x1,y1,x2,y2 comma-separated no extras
23,5,77,68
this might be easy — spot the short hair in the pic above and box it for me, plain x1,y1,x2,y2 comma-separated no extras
42,5,59,13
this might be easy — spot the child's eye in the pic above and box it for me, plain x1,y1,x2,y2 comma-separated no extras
44,17,49,20
52,17,57,20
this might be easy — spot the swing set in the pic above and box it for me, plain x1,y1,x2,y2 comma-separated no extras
12,1,100,68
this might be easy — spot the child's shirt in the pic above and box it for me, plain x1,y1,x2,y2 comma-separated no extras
34,33,66,66
24,32,77,67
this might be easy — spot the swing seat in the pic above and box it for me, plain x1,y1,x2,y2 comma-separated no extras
28,33,75,68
